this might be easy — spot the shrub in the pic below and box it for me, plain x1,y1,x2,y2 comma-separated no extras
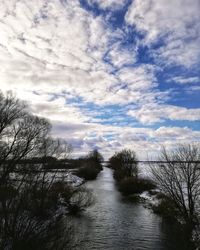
75,154,103,180
118,177,156,195
76,165,99,180
113,169,126,181
108,149,138,180
50,182,94,215
152,195,179,220
86,149,103,169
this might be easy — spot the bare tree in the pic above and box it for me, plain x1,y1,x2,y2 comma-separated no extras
0,91,26,135
0,91,88,249
151,144,200,225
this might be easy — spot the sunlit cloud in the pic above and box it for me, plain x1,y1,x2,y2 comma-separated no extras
128,104,200,125
125,0,200,67
0,0,199,159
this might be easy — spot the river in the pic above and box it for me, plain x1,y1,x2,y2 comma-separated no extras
73,167,192,250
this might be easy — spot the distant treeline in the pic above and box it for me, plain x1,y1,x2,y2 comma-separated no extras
5,151,102,169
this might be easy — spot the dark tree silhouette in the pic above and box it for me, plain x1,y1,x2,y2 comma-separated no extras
0,91,92,249
151,144,200,226
108,149,138,180
76,149,104,180
87,149,104,164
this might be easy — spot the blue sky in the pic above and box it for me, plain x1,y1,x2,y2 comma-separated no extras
0,0,200,159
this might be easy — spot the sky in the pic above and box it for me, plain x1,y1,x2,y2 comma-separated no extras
0,0,200,159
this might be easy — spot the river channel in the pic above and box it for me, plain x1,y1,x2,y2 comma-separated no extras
74,167,192,250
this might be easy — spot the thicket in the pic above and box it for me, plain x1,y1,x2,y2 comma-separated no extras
151,145,200,227
108,149,156,195
0,91,93,249
76,149,103,180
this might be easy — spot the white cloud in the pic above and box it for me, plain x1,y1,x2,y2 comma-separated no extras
170,76,200,84
52,120,200,159
0,0,171,109
0,0,116,102
0,0,199,159
108,42,136,68
13,89,198,158
118,65,157,90
128,104,200,124
125,0,200,67
0,0,160,107
154,126,200,140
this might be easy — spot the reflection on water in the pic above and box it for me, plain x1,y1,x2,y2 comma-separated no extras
73,167,192,250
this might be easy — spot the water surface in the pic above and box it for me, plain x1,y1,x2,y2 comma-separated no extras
74,167,192,250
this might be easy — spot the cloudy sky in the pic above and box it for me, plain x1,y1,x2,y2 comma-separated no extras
0,0,200,159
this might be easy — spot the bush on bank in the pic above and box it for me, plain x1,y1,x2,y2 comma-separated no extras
76,164,100,180
151,194,179,220
118,177,156,195
108,149,138,179
108,149,156,196
75,149,103,180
